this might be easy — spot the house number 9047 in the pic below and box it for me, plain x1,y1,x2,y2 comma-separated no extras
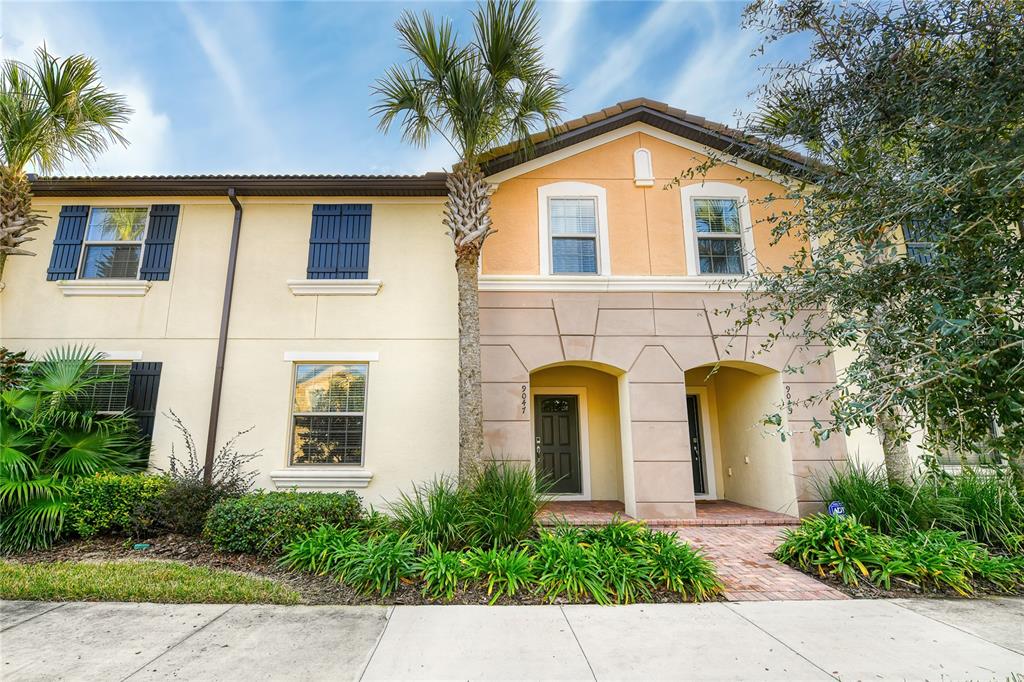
521,385,528,415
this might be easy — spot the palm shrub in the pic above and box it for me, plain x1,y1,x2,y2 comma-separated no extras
1,48,130,283
0,346,147,552
373,0,565,479
388,476,468,550
463,461,549,546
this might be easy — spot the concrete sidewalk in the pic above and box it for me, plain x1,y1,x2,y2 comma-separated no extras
2,598,1021,681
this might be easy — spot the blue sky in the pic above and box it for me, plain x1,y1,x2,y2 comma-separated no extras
2,1,806,176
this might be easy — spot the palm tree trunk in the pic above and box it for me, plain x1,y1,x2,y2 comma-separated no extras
877,406,913,486
444,167,494,481
456,248,484,480
0,166,43,286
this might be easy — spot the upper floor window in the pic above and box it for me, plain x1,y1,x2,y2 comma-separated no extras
680,182,756,277
538,182,611,276
549,198,598,274
693,198,744,275
903,220,936,265
80,208,148,279
290,363,368,465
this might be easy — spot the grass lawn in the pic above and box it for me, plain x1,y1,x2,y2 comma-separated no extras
0,560,301,605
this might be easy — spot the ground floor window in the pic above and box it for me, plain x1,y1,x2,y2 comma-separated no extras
290,363,367,465
78,362,132,415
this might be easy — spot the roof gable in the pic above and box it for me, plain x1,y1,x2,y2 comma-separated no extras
480,98,809,182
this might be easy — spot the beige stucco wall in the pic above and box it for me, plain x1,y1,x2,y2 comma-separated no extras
708,366,798,515
1,196,458,507
530,365,625,502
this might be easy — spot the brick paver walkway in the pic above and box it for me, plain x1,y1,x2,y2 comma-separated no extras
672,525,848,602
539,500,801,527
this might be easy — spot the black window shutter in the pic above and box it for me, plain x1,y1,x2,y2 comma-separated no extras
46,205,90,281
127,362,162,440
306,204,371,279
139,205,180,281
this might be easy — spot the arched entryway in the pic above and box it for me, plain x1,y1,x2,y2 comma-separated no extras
530,362,625,503
684,361,800,517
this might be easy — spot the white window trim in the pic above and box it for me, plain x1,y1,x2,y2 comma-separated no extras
77,206,150,281
531,386,592,502
680,182,756,277
286,360,372,470
286,279,382,296
270,467,373,490
538,182,611,276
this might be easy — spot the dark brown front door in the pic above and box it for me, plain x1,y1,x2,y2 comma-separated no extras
534,395,582,494
686,394,707,495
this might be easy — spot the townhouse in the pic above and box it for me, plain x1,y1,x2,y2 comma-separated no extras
1,99,852,519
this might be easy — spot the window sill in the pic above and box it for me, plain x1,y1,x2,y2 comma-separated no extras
286,279,382,296
270,467,373,491
57,279,151,297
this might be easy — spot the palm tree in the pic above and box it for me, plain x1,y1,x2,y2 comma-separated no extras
373,0,565,480
0,47,131,285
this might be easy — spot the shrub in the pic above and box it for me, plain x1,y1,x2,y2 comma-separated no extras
336,531,419,596
205,490,363,556
814,461,1024,550
588,542,654,604
642,530,723,601
579,515,648,549
463,461,548,547
776,514,1024,594
463,545,536,604
64,473,168,539
388,477,467,550
151,411,258,536
532,530,608,604
416,544,468,600
279,524,362,574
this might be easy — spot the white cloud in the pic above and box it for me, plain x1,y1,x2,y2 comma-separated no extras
542,1,588,76
77,82,172,175
178,2,275,146
575,1,694,110
664,25,760,125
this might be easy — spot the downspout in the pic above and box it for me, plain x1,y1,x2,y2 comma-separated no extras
204,187,243,485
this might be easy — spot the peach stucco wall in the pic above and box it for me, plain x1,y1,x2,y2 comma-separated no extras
483,131,805,276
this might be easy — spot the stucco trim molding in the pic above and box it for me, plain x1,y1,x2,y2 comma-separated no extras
56,279,151,297
270,467,374,490
282,351,380,362
478,274,755,293
286,279,382,296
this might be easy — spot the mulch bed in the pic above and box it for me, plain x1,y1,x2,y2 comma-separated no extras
6,535,701,606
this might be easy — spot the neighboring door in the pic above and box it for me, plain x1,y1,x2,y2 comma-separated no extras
686,395,707,496
534,395,582,494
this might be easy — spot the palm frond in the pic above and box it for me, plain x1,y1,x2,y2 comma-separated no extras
1,46,131,174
